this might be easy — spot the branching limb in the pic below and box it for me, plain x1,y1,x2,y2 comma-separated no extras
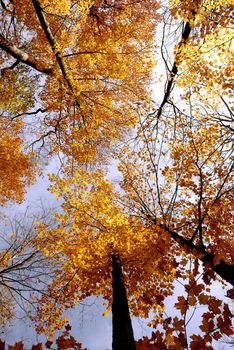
0,33,53,74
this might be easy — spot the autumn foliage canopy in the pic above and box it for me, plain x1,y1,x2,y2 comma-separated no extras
0,0,233,349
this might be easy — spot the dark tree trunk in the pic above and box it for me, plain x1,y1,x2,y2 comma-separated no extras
112,254,136,350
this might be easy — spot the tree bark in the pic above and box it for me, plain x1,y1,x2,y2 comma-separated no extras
32,0,77,97
163,225,234,286
0,34,52,74
112,254,136,350
156,11,196,120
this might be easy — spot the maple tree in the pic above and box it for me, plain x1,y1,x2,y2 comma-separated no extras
156,0,233,119
32,160,233,348
118,100,233,286
0,0,159,335
114,0,233,347
0,0,159,165
34,171,175,345
33,0,233,348
0,0,233,349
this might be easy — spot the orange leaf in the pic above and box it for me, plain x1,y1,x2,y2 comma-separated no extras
32,344,42,350
8,342,23,350
175,296,187,314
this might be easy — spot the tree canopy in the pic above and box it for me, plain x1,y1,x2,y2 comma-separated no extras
0,0,233,349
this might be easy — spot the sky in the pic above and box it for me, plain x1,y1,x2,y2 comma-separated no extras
1,4,233,349
1,145,233,348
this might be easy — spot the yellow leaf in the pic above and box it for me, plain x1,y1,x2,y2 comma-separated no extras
103,308,109,317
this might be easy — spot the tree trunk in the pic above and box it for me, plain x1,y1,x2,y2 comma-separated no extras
112,254,136,350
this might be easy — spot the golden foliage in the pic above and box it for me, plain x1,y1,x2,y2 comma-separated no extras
34,170,175,334
0,0,233,347
0,0,160,165
0,119,35,205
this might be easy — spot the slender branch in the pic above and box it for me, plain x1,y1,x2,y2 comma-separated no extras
31,0,77,98
0,251,37,275
156,12,196,120
0,0,6,10
0,33,53,74
221,96,234,117
10,108,48,121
